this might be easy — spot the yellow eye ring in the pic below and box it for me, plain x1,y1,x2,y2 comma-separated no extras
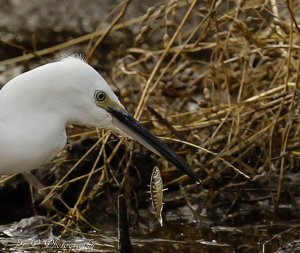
95,90,107,102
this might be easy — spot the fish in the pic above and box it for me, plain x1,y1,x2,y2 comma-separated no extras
150,166,165,227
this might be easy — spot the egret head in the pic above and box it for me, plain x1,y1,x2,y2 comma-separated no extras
63,57,200,183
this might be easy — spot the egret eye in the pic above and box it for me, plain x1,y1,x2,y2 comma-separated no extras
95,90,107,102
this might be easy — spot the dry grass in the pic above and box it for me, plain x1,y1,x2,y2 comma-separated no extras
1,0,300,230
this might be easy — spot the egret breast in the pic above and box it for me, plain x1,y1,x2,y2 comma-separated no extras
0,115,67,175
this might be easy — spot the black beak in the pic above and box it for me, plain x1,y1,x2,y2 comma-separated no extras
109,108,200,184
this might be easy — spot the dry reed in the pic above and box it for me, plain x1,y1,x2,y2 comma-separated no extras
1,0,300,230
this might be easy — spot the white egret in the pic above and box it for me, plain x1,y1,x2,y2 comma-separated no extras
0,57,200,183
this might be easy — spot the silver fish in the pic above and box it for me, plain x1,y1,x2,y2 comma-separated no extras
150,166,165,227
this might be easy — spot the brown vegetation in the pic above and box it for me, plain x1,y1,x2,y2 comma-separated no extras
1,0,300,240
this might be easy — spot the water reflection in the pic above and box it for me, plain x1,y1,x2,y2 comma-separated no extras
1,216,300,252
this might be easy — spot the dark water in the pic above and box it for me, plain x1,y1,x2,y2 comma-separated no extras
1,217,300,252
